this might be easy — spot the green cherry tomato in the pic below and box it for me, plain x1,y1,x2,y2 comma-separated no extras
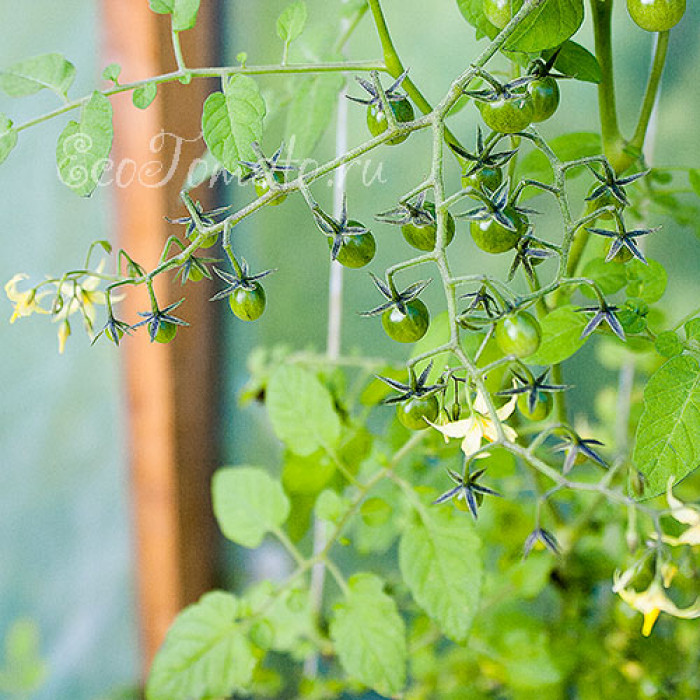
152,320,178,343
483,0,520,28
608,242,634,263
401,203,456,251
470,207,528,254
396,394,440,430
527,77,560,122
462,165,503,194
382,299,430,343
367,97,415,145
627,0,685,31
329,222,376,268
229,283,266,321
517,391,553,421
495,311,542,358
478,95,533,134
254,171,286,206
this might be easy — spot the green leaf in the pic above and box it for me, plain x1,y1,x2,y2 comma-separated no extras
56,91,113,197
102,63,121,84
132,82,157,109
544,40,600,83
626,258,667,304
0,114,18,166
284,73,343,158
633,355,700,498
515,132,601,185
149,0,201,32
212,466,290,547
399,500,482,642
655,331,683,358
202,75,266,173
146,591,256,700
580,257,627,298
0,53,76,99
282,450,335,494
277,1,308,45
686,318,700,342
266,364,341,456
455,0,499,41
503,0,585,53
526,305,589,365
330,573,406,695
689,169,700,198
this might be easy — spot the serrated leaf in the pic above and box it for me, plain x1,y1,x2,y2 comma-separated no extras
633,355,700,498
212,466,290,547
526,305,589,365
146,591,256,700
56,91,113,197
277,1,308,44
505,0,584,53
0,53,76,99
399,501,482,642
626,258,667,304
102,63,121,84
515,132,601,186
330,573,406,695
689,169,700,198
133,82,157,109
580,257,627,299
0,114,18,166
202,75,266,173
149,0,201,32
284,73,343,158
266,364,341,456
545,40,600,83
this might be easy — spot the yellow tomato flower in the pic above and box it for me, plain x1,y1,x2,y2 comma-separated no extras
53,262,107,331
613,569,700,637
57,320,71,354
428,391,517,456
4,274,50,323
664,478,700,546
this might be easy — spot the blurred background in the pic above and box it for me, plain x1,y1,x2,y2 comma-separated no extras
1,0,699,698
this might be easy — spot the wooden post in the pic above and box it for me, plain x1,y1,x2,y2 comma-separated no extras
101,0,221,676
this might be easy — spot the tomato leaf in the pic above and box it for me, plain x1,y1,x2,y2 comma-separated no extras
633,355,700,498
149,0,201,32
277,1,308,45
132,82,158,110
146,591,256,700
202,75,266,174
212,466,290,548
0,114,18,166
580,257,627,299
505,0,584,52
455,0,499,41
544,40,601,83
266,364,341,456
399,497,482,642
626,258,667,304
0,53,76,99
690,169,700,198
525,305,589,365
330,573,406,696
56,91,113,197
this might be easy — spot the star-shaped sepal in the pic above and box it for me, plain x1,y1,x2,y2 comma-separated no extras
360,273,431,317
209,259,276,302
377,361,444,405
586,218,659,265
312,196,370,262
553,432,608,474
131,299,190,342
238,143,297,183
496,368,569,415
165,201,232,239
577,301,626,340
456,180,537,232
433,467,502,519
585,160,648,209
375,190,435,229
346,68,410,107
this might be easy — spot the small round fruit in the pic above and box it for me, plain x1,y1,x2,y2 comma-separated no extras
401,203,456,251
462,165,503,194
587,188,621,221
396,394,440,430
495,311,542,358
608,242,633,263
527,77,560,122
254,171,286,206
229,283,266,321
152,319,178,343
470,207,527,254
518,392,553,421
367,97,414,145
478,95,533,134
382,299,430,343
627,0,685,31
483,0,519,28
330,224,376,268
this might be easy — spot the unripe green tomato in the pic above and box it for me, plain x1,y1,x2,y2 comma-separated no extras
396,394,440,430
152,319,178,343
470,207,527,254
382,299,430,343
527,77,560,122
608,242,633,263
495,311,542,358
367,97,414,145
627,0,685,31
229,283,266,321
329,222,376,268
401,202,455,251
518,391,553,421
462,165,503,194
453,491,483,512
587,188,621,221
254,171,286,206
478,95,533,134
